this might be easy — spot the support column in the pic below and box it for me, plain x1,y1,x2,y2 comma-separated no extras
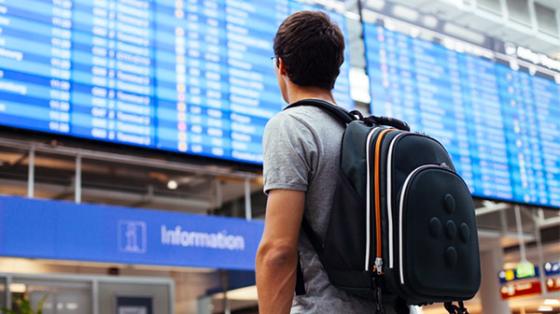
479,247,511,314
27,146,35,198
92,279,99,314
214,179,222,210
75,154,82,203
221,270,231,314
244,178,252,220
196,296,212,314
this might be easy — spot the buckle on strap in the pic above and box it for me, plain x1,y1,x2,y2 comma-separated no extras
444,301,469,314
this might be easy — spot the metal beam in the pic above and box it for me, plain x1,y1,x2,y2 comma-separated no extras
477,229,535,241
221,270,231,314
514,205,528,262
534,211,547,294
12,151,29,167
539,215,560,229
27,146,35,198
244,178,252,221
499,208,508,235
5,276,11,311
0,138,258,180
75,154,82,204
475,202,510,216
92,279,99,314
0,178,212,212
214,179,223,210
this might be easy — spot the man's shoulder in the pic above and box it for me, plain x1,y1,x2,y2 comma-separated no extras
264,107,313,135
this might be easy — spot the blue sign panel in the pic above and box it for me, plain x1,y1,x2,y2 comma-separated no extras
545,261,560,277
0,0,352,165
0,196,263,270
498,265,540,284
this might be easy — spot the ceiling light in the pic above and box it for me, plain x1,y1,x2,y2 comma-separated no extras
366,0,385,10
422,15,438,28
214,286,257,301
505,43,517,55
392,5,419,22
9,283,26,293
167,180,178,190
66,303,78,310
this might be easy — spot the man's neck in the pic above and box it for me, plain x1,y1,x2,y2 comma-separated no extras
286,85,336,105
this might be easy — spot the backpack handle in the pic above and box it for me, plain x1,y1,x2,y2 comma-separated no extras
364,115,410,131
284,99,410,131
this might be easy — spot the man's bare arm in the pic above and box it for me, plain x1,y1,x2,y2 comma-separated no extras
256,189,305,314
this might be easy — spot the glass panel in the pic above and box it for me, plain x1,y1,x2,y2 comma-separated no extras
11,279,91,314
535,2,559,36
507,0,531,25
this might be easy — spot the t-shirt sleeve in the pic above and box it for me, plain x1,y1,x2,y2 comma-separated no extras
262,112,318,194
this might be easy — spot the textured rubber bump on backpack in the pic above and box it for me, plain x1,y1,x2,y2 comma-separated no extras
429,217,442,238
460,223,470,243
445,246,458,267
444,194,456,214
446,220,457,239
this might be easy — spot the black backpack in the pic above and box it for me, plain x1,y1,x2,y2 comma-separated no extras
286,99,480,314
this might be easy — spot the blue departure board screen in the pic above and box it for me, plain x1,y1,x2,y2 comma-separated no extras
0,0,352,164
364,21,560,208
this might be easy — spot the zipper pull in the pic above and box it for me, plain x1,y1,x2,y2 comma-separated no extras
374,277,385,314
374,257,384,275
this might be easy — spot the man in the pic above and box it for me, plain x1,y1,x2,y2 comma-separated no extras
256,11,391,314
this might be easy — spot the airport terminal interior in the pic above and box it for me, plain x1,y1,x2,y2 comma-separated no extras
0,0,559,313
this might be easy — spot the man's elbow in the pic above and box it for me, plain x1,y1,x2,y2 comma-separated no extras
256,242,297,268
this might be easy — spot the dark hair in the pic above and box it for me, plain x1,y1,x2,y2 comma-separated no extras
273,11,345,90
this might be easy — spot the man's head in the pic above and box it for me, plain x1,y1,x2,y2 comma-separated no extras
273,11,345,103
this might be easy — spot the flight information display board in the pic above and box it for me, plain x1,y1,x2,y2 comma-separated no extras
0,0,352,164
364,21,560,208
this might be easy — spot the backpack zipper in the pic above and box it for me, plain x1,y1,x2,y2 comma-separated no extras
386,132,405,269
364,127,380,271
373,128,394,275
398,164,448,284
389,133,451,270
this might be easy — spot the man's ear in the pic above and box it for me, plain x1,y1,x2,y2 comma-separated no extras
277,57,287,76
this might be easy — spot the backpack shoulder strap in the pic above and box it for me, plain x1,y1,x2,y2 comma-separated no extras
301,216,323,256
295,216,325,295
284,99,355,125
295,253,306,295
285,99,411,131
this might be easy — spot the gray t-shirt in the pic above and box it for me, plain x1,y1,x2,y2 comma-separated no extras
263,103,394,313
